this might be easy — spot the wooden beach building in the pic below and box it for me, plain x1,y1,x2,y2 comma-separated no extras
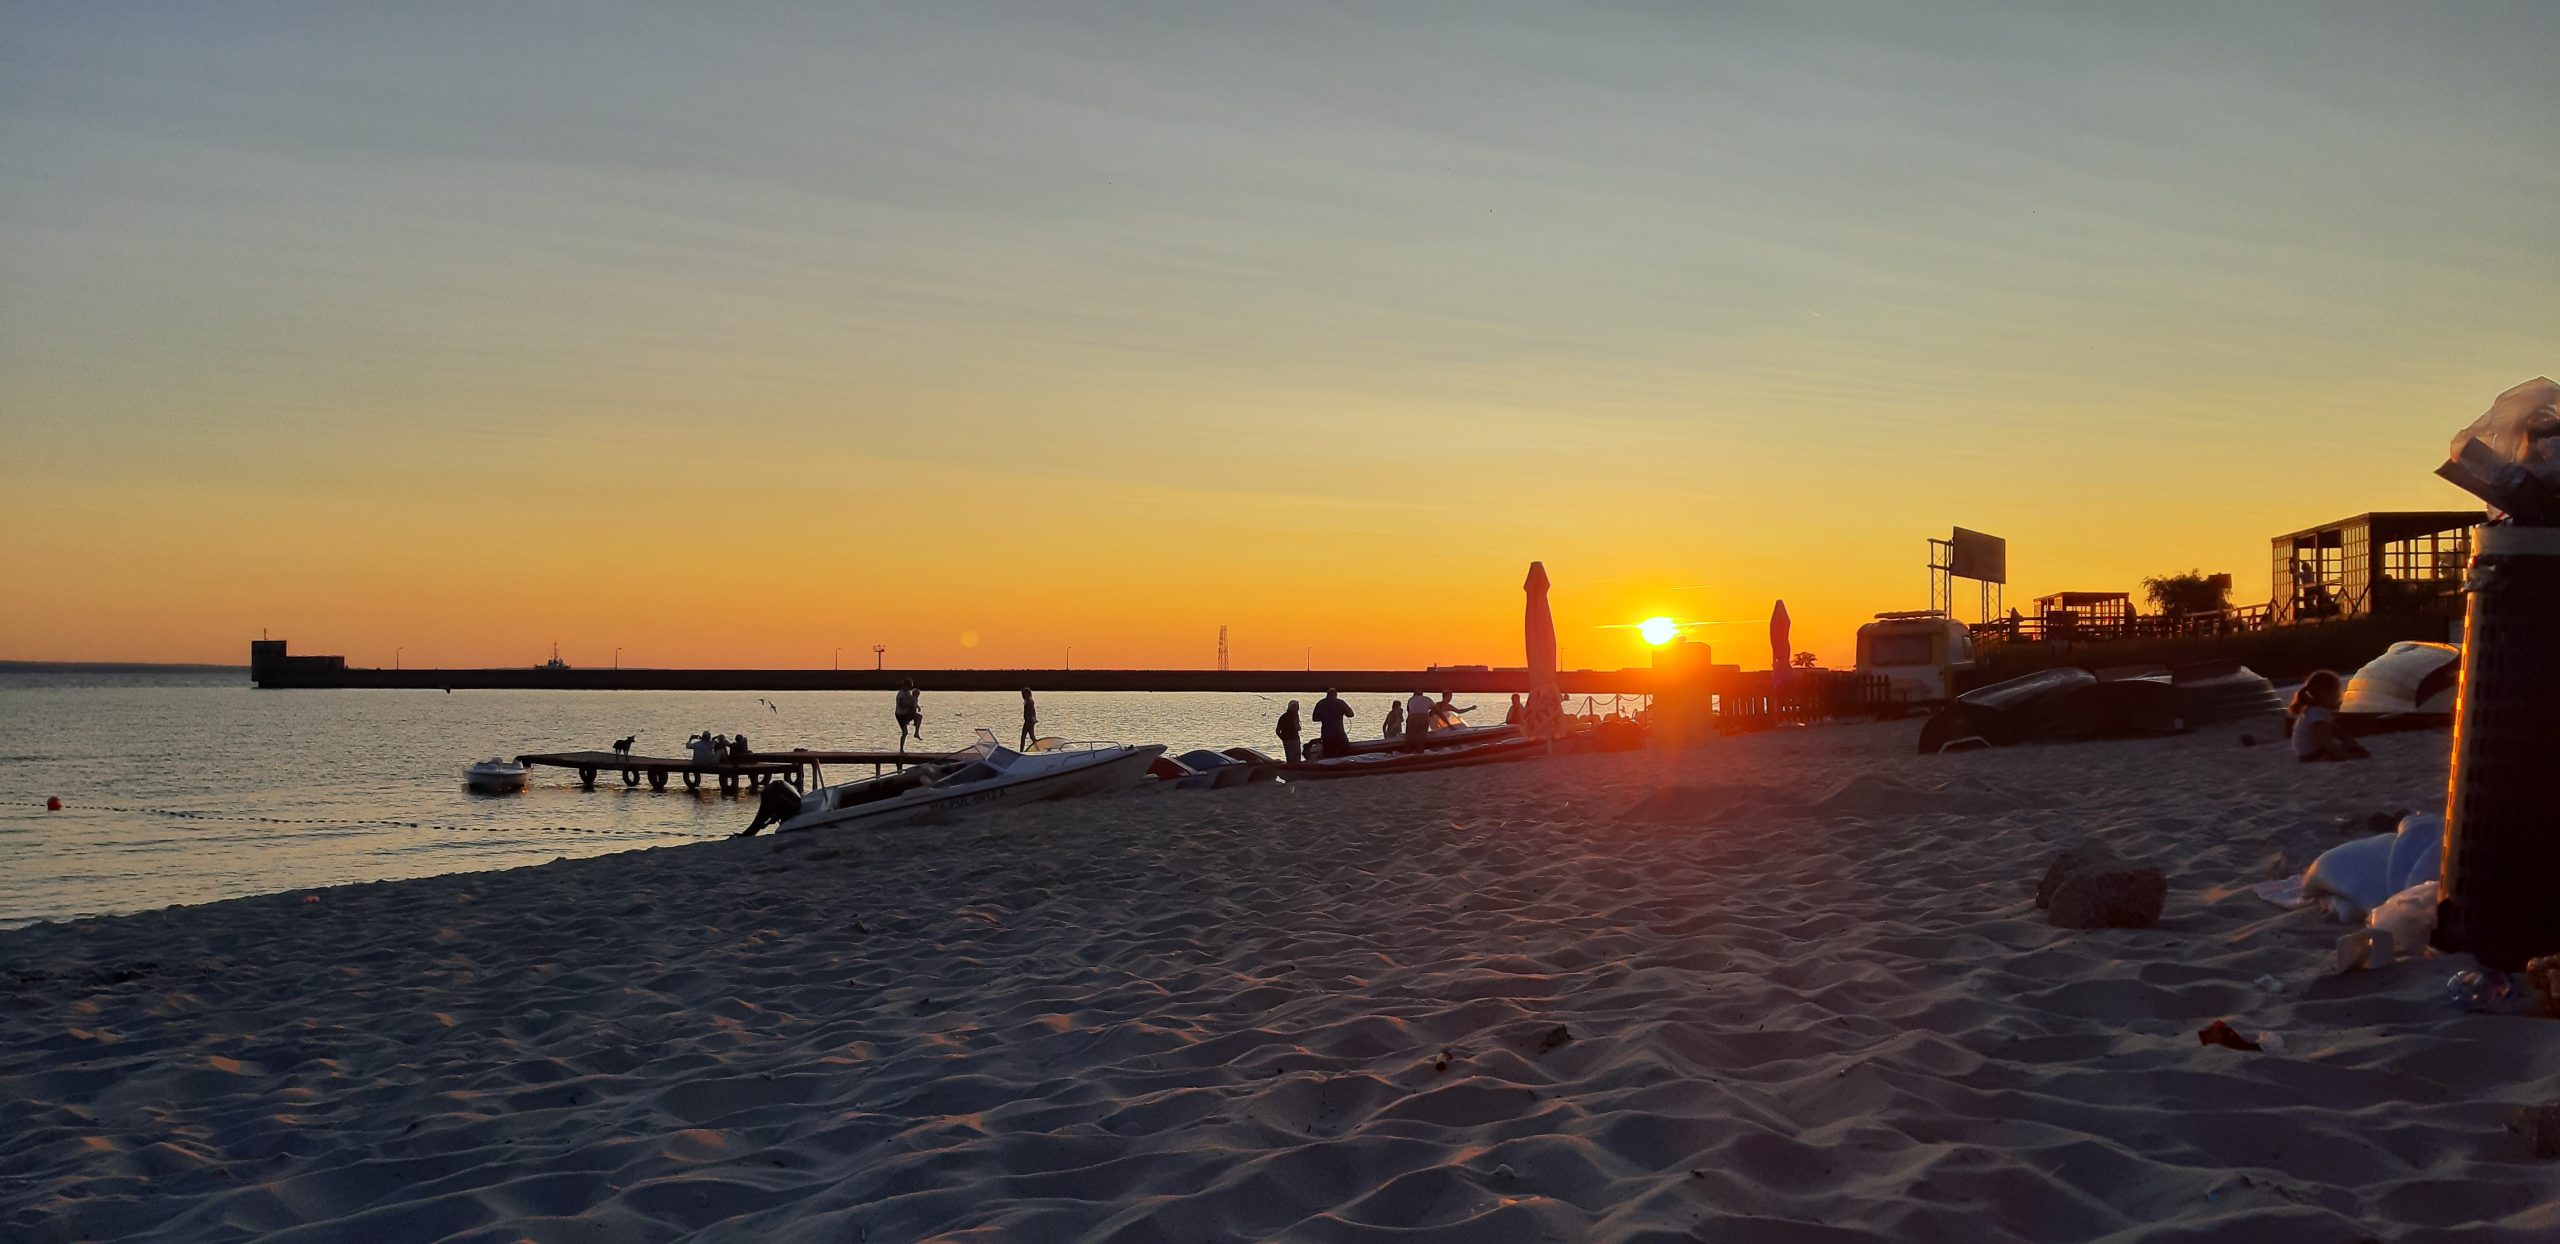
2271,510,2481,625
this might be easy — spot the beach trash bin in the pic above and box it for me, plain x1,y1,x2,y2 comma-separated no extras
2433,523,2560,970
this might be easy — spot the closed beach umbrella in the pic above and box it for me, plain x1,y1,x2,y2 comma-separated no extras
1525,561,1560,740
1770,599,1792,672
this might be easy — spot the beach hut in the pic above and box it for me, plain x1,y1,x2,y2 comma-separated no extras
2269,511,2481,624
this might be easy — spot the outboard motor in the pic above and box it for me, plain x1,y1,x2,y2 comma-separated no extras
738,781,807,837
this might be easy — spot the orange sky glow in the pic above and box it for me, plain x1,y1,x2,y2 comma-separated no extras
2,6,2549,671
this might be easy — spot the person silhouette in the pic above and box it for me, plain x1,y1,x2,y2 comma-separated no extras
1019,687,1039,750
895,679,923,750
1311,689,1355,759
1276,700,1303,764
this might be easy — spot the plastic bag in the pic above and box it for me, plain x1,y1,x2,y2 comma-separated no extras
2440,377,2560,522
2370,880,2440,954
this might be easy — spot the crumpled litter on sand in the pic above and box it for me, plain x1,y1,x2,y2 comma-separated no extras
2370,881,2440,954
2249,876,2311,908
2197,1020,2282,1052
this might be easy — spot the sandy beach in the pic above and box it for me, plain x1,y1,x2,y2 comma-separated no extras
4,720,2554,1242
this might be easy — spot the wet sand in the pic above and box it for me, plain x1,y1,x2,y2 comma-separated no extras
4,719,2553,1242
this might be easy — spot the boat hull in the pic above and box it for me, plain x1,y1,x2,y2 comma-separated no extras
1277,734,1548,780
465,766,528,793
1320,723,1518,759
781,745,1163,833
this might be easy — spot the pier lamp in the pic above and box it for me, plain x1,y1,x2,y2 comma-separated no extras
873,644,886,670
396,647,402,670
834,647,841,670
614,647,621,670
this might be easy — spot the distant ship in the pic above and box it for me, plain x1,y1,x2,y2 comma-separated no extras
541,642,570,671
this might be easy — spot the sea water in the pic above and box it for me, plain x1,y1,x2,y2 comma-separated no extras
0,672,1410,927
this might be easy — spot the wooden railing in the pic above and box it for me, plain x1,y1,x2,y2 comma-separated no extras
1971,604,2274,644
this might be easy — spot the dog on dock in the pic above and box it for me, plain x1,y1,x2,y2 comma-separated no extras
612,735,637,757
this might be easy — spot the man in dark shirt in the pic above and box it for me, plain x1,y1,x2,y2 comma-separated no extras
1310,689,1354,759
1275,700,1303,763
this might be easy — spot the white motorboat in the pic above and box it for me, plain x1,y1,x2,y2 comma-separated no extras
465,757,529,793
758,732,1164,834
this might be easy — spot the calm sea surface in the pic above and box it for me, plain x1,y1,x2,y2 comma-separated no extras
0,673,1416,928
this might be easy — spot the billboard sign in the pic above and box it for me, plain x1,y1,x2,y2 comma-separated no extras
1949,528,2007,584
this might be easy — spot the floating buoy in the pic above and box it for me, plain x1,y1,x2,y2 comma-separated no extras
45,797,61,811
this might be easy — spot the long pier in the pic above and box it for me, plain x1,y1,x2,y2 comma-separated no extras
517,748,958,791
250,641,1658,695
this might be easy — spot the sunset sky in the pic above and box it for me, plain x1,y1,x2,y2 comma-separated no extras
3,2,2551,670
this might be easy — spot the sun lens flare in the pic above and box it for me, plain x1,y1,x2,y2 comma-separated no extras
1638,616,1679,646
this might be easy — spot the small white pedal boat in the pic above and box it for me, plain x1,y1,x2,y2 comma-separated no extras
465,757,529,793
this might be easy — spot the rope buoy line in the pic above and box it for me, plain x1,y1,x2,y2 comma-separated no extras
19,802,726,840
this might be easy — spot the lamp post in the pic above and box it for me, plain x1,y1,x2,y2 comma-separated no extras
834,647,841,671
872,644,885,670
1066,646,1073,671
395,647,402,670
613,647,621,670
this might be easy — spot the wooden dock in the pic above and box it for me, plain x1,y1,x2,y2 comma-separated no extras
515,748,961,792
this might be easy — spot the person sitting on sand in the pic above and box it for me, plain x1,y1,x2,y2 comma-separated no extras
1381,699,1403,740
1275,700,1302,763
2288,671,2370,763
1311,689,1354,758
1505,693,1523,725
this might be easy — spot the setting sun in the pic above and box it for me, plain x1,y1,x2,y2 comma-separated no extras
1638,617,1680,646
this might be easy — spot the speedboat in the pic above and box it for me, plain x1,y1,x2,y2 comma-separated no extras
1146,748,1281,790
760,731,1164,834
465,757,528,792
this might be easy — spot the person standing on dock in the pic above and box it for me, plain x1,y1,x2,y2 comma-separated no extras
1275,700,1303,763
1311,689,1354,758
1019,687,1039,750
895,679,923,751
